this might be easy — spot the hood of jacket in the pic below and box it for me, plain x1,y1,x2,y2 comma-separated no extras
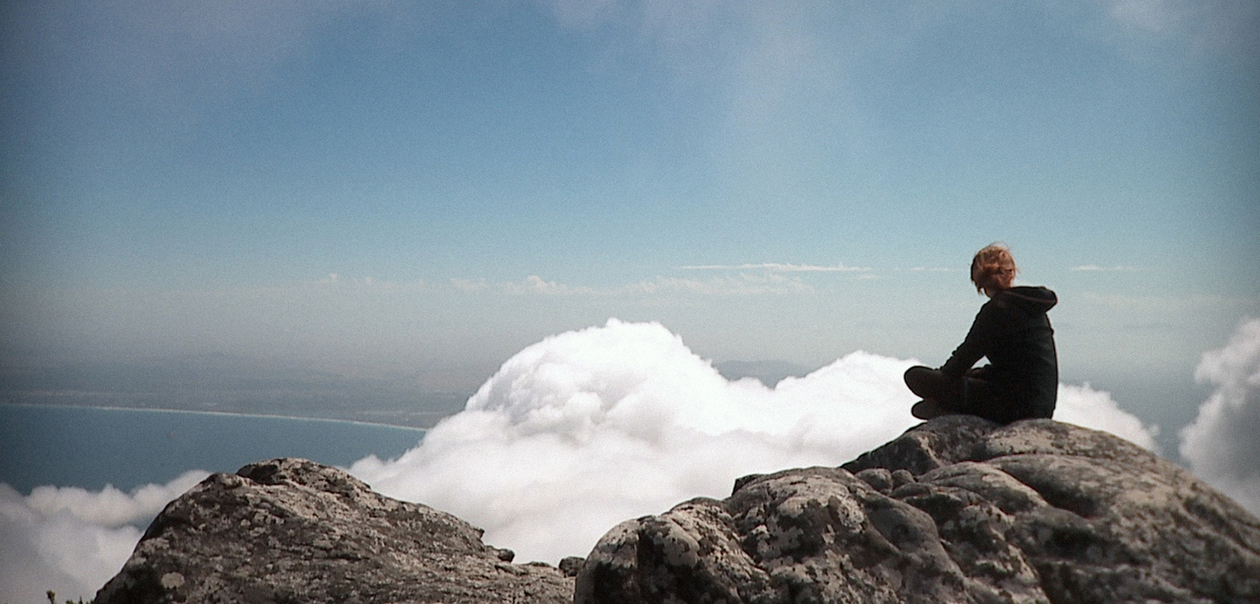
997,286,1057,314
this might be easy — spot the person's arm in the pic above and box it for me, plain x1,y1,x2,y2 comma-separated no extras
940,302,999,377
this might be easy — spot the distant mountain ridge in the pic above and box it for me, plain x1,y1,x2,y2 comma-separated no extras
95,417,1260,603
715,359,811,387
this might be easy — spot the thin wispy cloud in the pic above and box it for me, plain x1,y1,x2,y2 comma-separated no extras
1104,0,1258,52
311,274,413,288
453,274,810,297
452,276,600,296
902,267,958,273
1071,264,1141,272
633,274,810,295
1107,0,1184,33
678,262,870,272
1077,293,1255,316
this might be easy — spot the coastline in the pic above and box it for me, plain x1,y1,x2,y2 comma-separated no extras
1,403,433,494
0,400,437,433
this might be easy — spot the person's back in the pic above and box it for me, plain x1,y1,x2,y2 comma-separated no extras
970,285,1058,420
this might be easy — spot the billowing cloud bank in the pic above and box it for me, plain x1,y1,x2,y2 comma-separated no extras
1,319,1164,599
0,471,208,604
351,319,1159,563
1180,318,1260,515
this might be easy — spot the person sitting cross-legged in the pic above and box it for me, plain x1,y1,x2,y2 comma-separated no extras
905,243,1058,424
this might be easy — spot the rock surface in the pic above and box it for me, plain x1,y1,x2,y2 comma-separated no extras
94,418,1260,604
94,457,574,604
576,417,1260,604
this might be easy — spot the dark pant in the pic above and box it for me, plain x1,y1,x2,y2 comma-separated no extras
904,365,1015,424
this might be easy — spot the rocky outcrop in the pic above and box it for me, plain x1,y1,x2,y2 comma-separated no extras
93,458,574,604
576,417,1260,603
94,418,1260,604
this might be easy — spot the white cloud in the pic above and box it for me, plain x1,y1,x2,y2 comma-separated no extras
350,319,915,563
0,470,208,604
24,474,208,528
350,319,1160,564
1180,318,1260,515
1055,383,1161,451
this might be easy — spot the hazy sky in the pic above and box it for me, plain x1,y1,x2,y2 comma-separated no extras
2,1,1257,408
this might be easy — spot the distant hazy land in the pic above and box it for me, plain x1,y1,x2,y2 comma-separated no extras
0,353,472,429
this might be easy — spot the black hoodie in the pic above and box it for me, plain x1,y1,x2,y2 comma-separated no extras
940,285,1059,419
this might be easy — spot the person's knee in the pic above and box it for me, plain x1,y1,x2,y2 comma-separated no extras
903,366,915,385
904,365,923,389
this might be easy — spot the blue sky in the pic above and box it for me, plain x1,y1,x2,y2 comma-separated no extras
2,1,1257,429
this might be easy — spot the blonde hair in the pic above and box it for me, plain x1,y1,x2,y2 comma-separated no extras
971,243,1017,294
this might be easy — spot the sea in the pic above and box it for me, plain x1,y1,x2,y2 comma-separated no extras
0,403,428,494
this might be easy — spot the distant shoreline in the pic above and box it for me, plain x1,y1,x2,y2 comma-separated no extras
2,403,436,494
0,401,431,433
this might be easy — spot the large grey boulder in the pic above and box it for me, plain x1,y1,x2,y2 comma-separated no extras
576,417,1260,604
94,458,574,604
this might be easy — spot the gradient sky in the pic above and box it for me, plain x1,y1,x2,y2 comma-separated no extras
2,1,1257,430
